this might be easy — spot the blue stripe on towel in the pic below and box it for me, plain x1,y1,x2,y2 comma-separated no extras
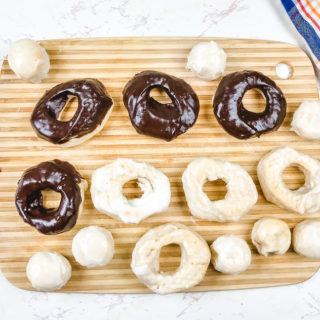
282,0,320,62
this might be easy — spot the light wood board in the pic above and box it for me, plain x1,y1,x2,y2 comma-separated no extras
0,37,319,293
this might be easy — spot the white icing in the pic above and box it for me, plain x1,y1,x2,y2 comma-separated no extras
211,235,251,275
186,41,226,80
72,226,114,268
258,147,320,215
90,158,171,224
291,100,320,140
182,158,257,222
26,251,71,291
131,223,210,294
8,39,50,83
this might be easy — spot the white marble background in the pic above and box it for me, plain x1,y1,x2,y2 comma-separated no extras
1,0,320,319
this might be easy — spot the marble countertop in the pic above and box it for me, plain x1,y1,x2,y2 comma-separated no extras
1,1,320,319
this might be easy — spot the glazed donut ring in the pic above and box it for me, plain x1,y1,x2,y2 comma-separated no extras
15,160,87,235
91,158,171,224
131,223,211,294
258,147,320,214
31,79,113,147
182,158,258,222
213,71,286,139
123,70,200,141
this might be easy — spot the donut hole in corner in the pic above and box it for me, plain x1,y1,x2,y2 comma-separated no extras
282,165,306,191
122,179,144,200
203,179,227,201
159,244,182,273
149,87,173,104
59,95,79,122
41,189,62,212
242,88,266,113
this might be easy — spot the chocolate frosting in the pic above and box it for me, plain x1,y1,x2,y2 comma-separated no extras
31,79,113,144
213,71,287,139
123,70,199,141
15,160,84,235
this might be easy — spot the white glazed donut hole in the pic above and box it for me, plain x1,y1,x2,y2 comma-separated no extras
72,226,114,268
90,158,171,224
182,158,258,222
251,217,291,256
210,235,251,275
26,251,71,291
258,147,320,215
131,223,211,294
8,39,50,83
186,41,226,80
293,219,320,258
291,100,320,140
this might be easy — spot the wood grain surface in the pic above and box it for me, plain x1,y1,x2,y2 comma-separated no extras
0,37,319,293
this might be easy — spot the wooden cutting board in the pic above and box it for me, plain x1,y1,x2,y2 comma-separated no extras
0,37,319,293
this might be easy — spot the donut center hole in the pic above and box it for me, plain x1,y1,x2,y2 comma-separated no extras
149,87,173,104
59,95,78,122
242,89,266,113
41,189,61,211
282,165,306,191
159,244,182,273
203,179,227,201
122,179,144,200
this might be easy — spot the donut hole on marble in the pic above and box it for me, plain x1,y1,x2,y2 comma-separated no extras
58,95,79,122
122,179,144,200
40,189,61,213
282,165,306,191
202,178,227,201
159,243,182,273
149,87,173,104
242,88,266,113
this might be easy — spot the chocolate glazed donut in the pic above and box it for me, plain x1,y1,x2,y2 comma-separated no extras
213,71,287,139
31,79,113,146
123,70,200,141
15,160,86,235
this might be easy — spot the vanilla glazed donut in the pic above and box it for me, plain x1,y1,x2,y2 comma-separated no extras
27,251,72,291
72,226,114,268
131,223,211,294
90,158,171,224
291,100,320,140
8,39,50,83
258,147,320,214
182,158,258,222
293,219,320,258
210,235,251,275
251,217,291,256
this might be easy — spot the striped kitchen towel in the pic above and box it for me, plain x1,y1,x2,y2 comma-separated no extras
282,0,320,70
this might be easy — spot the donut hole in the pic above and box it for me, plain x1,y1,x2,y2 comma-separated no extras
41,189,61,211
242,89,266,113
149,87,173,104
122,179,144,200
59,95,78,122
203,179,227,201
159,244,182,273
282,165,306,191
